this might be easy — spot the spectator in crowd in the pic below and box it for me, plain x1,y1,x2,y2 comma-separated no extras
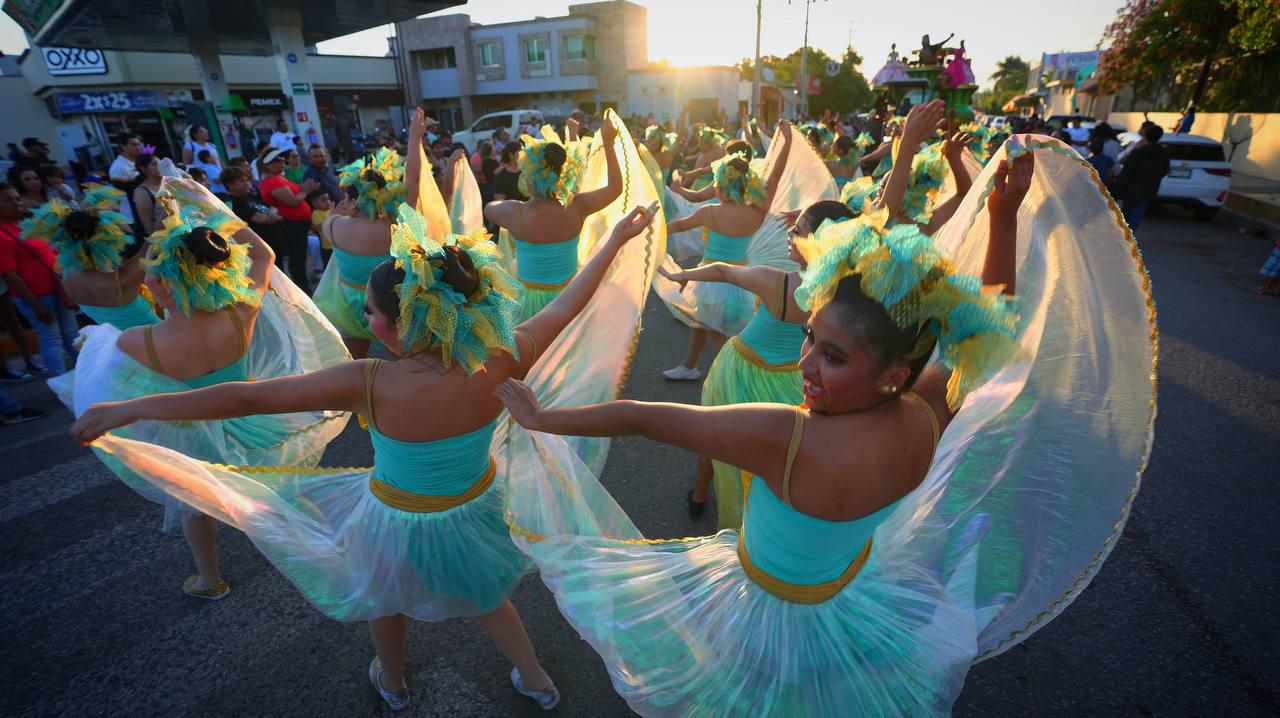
479,143,500,195
471,141,496,182
0,384,46,424
0,183,79,376
428,138,451,183
190,149,224,193
259,147,319,291
1065,117,1090,153
1086,139,1116,185
0,275,42,380
491,141,526,202
284,149,307,185
1175,103,1196,134
10,166,49,210
492,127,510,155
303,144,341,203
109,133,143,227
187,166,211,190
1112,124,1170,231
13,137,52,173
270,119,297,151
308,187,334,267
131,153,166,236
5,143,20,164
40,166,76,204
1090,122,1121,160
222,165,283,256
181,125,221,173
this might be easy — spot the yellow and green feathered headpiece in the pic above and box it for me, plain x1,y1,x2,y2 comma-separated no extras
840,176,881,216
517,131,584,204
795,211,1022,410
711,151,767,206
389,202,521,374
902,141,949,224
143,196,259,316
644,125,678,153
697,126,725,147
21,185,131,273
338,147,406,222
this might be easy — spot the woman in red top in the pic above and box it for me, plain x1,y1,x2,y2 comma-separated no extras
0,183,80,375
259,148,319,292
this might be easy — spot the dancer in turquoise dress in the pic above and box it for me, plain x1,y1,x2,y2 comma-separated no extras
55,178,349,600
312,147,405,358
485,118,622,322
23,185,160,329
660,200,854,529
657,123,794,381
825,135,862,189
495,133,1157,715
72,203,660,711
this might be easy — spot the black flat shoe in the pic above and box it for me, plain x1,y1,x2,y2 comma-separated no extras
687,489,706,519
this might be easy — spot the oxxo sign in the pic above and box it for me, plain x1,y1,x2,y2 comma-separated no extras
42,47,108,76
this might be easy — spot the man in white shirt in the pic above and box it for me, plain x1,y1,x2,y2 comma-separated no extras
108,133,142,223
269,119,297,151
1065,117,1091,153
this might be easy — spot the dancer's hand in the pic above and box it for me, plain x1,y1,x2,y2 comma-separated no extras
903,100,946,146
70,401,139,446
944,131,974,161
608,206,656,246
409,108,427,144
601,118,619,145
988,152,1035,217
333,196,357,217
495,379,544,430
657,265,689,291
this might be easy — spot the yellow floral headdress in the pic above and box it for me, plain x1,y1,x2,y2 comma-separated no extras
143,196,258,316
795,211,1022,410
389,202,521,374
518,128,584,204
21,185,131,273
711,151,767,206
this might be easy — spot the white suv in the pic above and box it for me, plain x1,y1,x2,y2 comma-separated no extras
451,110,544,153
1117,132,1231,221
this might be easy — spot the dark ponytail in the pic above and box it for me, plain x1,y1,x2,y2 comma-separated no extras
368,258,405,321
543,143,567,176
440,244,480,297
64,210,100,241
182,227,232,265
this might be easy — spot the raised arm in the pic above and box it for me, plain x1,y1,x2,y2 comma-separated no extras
235,224,276,298
877,100,945,222
761,120,793,213
510,206,655,377
405,108,427,210
981,151,1033,294
658,262,778,298
919,130,976,235
496,380,796,480
666,203,715,235
569,120,622,217
71,360,366,445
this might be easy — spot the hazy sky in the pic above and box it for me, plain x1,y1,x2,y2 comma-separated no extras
1,0,1124,89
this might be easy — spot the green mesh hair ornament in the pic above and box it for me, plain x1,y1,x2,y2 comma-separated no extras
143,196,259,316
518,131,584,204
697,126,725,147
840,176,882,216
960,121,1010,166
855,131,875,154
338,147,406,222
389,202,521,374
711,151,767,206
644,125,678,153
901,141,949,223
795,210,1022,410
21,185,131,273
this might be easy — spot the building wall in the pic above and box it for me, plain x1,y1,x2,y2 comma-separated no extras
626,67,739,122
1106,111,1280,182
569,1,646,108
397,14,476,122
470,16,596,96
0,76,70,167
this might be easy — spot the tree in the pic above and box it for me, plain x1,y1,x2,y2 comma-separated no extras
1098,0,1278,107
989,55,1030,94
739,47,874,115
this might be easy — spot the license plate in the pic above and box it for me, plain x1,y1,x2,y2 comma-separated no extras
1170,168,1191,179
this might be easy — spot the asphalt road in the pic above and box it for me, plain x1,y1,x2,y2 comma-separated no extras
3,205,1278,717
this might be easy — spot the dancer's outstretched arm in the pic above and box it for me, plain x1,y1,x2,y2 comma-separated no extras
569,120,622,218
658,263,778,298
761,120,793,213
71,360,369,445
496,378,794,480
668,177,716,202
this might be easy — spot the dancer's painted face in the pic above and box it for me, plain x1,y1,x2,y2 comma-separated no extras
798,303,908,414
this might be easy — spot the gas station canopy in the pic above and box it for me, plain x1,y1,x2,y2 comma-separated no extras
5,0,460,54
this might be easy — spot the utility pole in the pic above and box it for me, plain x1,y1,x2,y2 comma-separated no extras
751,0,762,118
791,0,825,120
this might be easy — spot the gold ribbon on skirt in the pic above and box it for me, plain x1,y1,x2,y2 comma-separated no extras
369,458,496,513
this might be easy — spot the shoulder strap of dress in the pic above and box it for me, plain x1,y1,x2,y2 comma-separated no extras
224,307,248,357
363,359,383,432
143,325,164,374
781,406,806,506
907,391,941,450
113,270,123,305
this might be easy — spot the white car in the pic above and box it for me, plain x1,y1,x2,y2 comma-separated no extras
451,109,544,153
1117,132,1231,221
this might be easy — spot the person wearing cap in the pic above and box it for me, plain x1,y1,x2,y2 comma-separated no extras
260,147,320,291
270,119,297,152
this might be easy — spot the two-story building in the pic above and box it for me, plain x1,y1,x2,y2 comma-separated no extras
397,0,648,131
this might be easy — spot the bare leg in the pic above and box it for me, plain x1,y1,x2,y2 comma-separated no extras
369,614,409,689
692,455,714,502
682,328,707,369
705,330,727,357
473,601,551,690
344,337,371,360
183,513,222,588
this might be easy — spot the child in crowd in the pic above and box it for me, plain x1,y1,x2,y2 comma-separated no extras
1086,138,1115,185
1254,238,1280,297
40,166,77,204
308,188,332,274
187,166,210,190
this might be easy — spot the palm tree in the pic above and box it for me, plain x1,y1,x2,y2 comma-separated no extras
990,55,1031,94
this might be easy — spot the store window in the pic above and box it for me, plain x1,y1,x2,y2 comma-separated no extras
565,35,595,61
479,43,501,68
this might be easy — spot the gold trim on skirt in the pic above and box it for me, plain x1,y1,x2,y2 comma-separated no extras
737,531,873,604
369,457,496,513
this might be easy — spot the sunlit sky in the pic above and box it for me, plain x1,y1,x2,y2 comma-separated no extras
1,0,1124,90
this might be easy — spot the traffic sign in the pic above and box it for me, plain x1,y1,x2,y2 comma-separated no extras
291,82,311,95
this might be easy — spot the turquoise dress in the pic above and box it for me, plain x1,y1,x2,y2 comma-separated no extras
92,358,532,622
313,240,391,342
702,272,805,529
81,295,160,329
662,228,755,336
513,236,579,322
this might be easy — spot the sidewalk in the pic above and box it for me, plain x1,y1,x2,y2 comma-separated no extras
1224,172,1280,233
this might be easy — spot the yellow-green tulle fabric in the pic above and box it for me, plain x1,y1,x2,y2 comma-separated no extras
701,339,802,530
501,137,1157,716
517,284,561,323
312,252,381,341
